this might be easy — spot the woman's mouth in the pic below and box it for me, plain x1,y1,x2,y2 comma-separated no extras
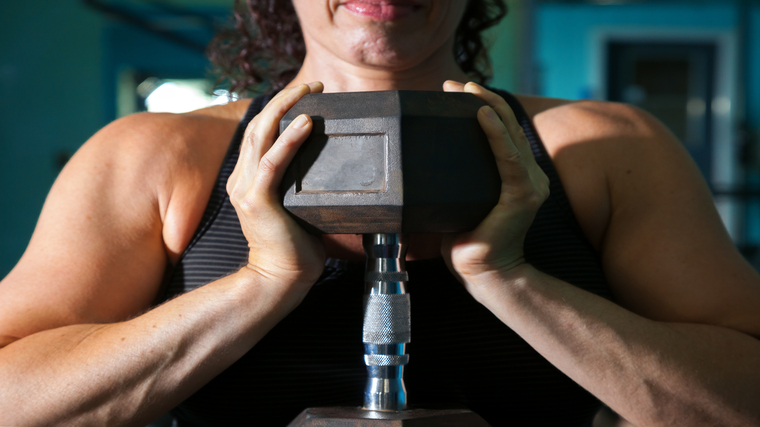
341,0,423,21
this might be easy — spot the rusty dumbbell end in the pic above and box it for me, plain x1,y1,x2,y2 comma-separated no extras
281,91,498,427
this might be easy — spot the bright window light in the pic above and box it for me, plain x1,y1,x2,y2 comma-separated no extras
143,79,237,113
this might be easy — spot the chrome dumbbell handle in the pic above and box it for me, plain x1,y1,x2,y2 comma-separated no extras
362,233,410,411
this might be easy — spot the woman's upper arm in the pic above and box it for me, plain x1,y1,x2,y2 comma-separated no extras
543,100,760,337
0,114,178,347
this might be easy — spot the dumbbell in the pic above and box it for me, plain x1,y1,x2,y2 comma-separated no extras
281,91,499,426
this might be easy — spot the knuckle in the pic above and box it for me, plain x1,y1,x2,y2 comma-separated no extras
529,188,548,207
245,129,260,149
530,178,550,205
226,169,239,196
228,185,246,207
498,149,523,165
238,197,261,215
513,184,531,201
244,116,259,136
258,155,278,175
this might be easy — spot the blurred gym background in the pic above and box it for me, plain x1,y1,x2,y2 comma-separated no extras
2,0,760,279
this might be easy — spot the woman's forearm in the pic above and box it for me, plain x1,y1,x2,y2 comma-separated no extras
0,267,306,427
465,264,760,427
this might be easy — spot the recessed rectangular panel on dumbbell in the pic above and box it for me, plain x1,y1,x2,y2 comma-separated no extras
280,91,499,234
297,133,387,193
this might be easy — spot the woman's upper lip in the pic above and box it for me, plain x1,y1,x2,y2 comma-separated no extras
341,0,423,6
339,0,424,21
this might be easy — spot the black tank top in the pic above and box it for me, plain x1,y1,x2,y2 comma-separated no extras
164,90,613,426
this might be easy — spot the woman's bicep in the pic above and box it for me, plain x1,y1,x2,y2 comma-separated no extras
0,115,173,345
598,107,760,337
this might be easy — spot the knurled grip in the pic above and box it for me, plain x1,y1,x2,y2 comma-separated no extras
364,354,410,366
362,294,411,344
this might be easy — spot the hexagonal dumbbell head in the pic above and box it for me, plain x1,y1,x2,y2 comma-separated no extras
279,90,500,234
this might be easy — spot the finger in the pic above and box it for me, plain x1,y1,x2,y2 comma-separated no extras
250,83,314,143
241,84,317,178
449,81,533,170
478,105,531,185
269,82,305,102
256,84,313,147
253,114,312,198
228,113,268,198
443,80,465,92
265,82,322,110
229,83,320,199
260,82,322,140
464,82,532,156
227,124,257,198
228,108,265,198
269,81,324,104
464,82,523,138
305,81,324,94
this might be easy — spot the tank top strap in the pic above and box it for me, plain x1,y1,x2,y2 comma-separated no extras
493,89,599,260
159,94,273,301
180,93,274,260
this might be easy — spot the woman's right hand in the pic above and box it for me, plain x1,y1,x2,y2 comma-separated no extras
227,82,326,295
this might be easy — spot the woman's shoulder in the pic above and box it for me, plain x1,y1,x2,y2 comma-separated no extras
514,94,667,153
91,97,253,193
512,94,687,250
96,98,252,157
77,98,254,261
0,99,257,340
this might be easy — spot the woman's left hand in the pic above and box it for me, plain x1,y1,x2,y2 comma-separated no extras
441,81,550,291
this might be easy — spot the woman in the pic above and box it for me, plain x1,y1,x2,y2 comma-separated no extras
1,1,759,426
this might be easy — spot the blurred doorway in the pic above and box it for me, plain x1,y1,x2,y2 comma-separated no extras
607,42,717,183
597,30,745,244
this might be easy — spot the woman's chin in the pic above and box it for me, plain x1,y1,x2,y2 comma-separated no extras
340,31,436,70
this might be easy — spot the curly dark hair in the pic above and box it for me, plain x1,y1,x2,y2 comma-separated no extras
208,1,508,95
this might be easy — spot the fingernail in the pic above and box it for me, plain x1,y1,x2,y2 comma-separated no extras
293,115,308,129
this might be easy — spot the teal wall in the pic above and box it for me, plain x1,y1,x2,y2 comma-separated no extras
0,1,106,276
488,0,526,92
536,2,740,100
0,1,220,278
749,6,760,131
745,7,760,245
535,1,760,134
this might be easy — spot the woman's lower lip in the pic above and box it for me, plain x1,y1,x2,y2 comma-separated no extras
342,2,419,21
